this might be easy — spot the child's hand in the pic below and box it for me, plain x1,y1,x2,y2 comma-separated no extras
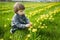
29,22,32,26
26,23,32,28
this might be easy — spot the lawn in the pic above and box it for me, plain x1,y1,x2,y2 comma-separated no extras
0,2,60,40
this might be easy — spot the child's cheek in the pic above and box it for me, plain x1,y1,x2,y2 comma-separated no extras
20,12,24,15
21,12,25,14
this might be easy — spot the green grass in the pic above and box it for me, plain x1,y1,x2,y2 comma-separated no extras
0,2,60,40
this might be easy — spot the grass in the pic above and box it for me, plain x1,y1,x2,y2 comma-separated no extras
0,2,60,40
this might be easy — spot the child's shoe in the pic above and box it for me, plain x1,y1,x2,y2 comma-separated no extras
10,28,17,34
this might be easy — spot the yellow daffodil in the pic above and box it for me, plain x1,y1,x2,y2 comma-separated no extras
44,17,48,20
40,16,44,20
49,17,52,20
25,38,28,40
40,26,44,29
35,10,38,13
28,26,33,31
38,25,42,28
34,23,36,26
32,29,37,32
0,38,4,40
37,19,39,22
45,26,48,28
46,14,49,18
29,12,32,15
53,10,57,14
7,18,10,20
10,36,12,39
28,28,31,31
27,34,31,37
43,24,45,26
49,12,53,15
51,18,54,21
40,22,42,25
4,24,7,27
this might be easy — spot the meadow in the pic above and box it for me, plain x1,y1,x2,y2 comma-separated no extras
0,2,60,40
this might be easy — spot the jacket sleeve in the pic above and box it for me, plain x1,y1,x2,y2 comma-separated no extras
11,16,27,28
24,16,30,24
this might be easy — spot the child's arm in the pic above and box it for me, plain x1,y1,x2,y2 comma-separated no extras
24,15,32,26
25,18,30,24
24,16,30,24
11,16,30,29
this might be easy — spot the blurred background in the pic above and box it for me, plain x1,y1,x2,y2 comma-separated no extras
0,0,60,40
0,0,60,2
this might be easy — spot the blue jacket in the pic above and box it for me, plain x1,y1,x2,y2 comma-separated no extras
11,13,29,28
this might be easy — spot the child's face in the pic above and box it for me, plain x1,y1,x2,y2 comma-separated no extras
17,10,25,15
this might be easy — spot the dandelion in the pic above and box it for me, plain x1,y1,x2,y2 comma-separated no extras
32,29,37,32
